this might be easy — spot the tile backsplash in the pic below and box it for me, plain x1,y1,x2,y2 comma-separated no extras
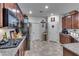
67,29,79,34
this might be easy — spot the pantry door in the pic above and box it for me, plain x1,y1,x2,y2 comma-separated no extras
30,23,42,41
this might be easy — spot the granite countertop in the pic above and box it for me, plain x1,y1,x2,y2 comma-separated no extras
0,27,15,31
74,37,79,42
0,36,26,56
62,43,79,55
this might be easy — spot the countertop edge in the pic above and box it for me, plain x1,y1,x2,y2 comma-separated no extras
62,43,79,56
0,36,26,56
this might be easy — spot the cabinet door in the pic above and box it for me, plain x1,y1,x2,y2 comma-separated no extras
77,13,79,28
17,13,22,20
63,47,78,56
4,3,16,9
60,34,64,44
60,34,71,44
20,14,24,20
16,40,26,56
72,13,79,29
62,16,72,29
0,3,3,27
15,50,19,56
22,39,27,56
4,3,11,9
16,10,24,21
62,17,67,29
65,36,71,43
18,47,22,56
65,15,72,28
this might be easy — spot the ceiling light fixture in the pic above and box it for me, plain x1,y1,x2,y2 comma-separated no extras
29,10,32,14
50,13,54,16
45,5,48,9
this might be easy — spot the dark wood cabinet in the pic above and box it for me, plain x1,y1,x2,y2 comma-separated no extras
72,13,79,29
63,47,78,56
4,3,23,21
66,15,72,28
0,3,24,27
0,3,3,27
62,17,66,29
16,4,24,21
4,3,16,9
60,33,72,44
62,10,79,29
15,50,19,56
60,33,79,44
62,15,72,29
16,12,24,21
0,3,17,27
15,39,26,56
71,37,79,43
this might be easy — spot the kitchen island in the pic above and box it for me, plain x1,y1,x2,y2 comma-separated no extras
63,43,79,56
0,36,26,56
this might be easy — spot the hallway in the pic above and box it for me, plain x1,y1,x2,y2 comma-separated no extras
25,40,63,56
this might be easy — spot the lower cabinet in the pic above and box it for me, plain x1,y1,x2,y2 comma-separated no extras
60,33,79,44
63,47,78,56
15,50,19,56
60,33,72,44
15,39,26,56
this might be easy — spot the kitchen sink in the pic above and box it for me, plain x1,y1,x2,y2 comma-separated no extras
0,38,22,49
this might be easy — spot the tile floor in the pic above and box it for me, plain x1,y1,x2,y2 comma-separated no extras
25,40,63,56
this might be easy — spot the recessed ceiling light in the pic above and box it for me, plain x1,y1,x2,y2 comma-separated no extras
50,13,54,16
29,10,32,14
45,5,48,9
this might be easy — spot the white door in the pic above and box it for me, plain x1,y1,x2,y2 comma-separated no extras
30,23,42,41
48,16,59,43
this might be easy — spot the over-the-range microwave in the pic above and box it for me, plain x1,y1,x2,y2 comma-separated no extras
3,8,18,27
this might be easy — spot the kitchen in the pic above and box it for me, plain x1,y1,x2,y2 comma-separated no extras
1,3,79,56
60,10,79,56
0,3,30,56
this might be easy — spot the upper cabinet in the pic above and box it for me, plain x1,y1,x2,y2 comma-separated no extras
4,3,16,9
16,4,24,21
66,15,72,29
62,17,67,29
0,4,3,27
72,13,79,29
62,10,79,29
4,3,24,21
62,15,72,29
16,12,24,21
0,3,24,27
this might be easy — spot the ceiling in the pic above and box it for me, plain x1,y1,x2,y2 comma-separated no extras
18,3,79,17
